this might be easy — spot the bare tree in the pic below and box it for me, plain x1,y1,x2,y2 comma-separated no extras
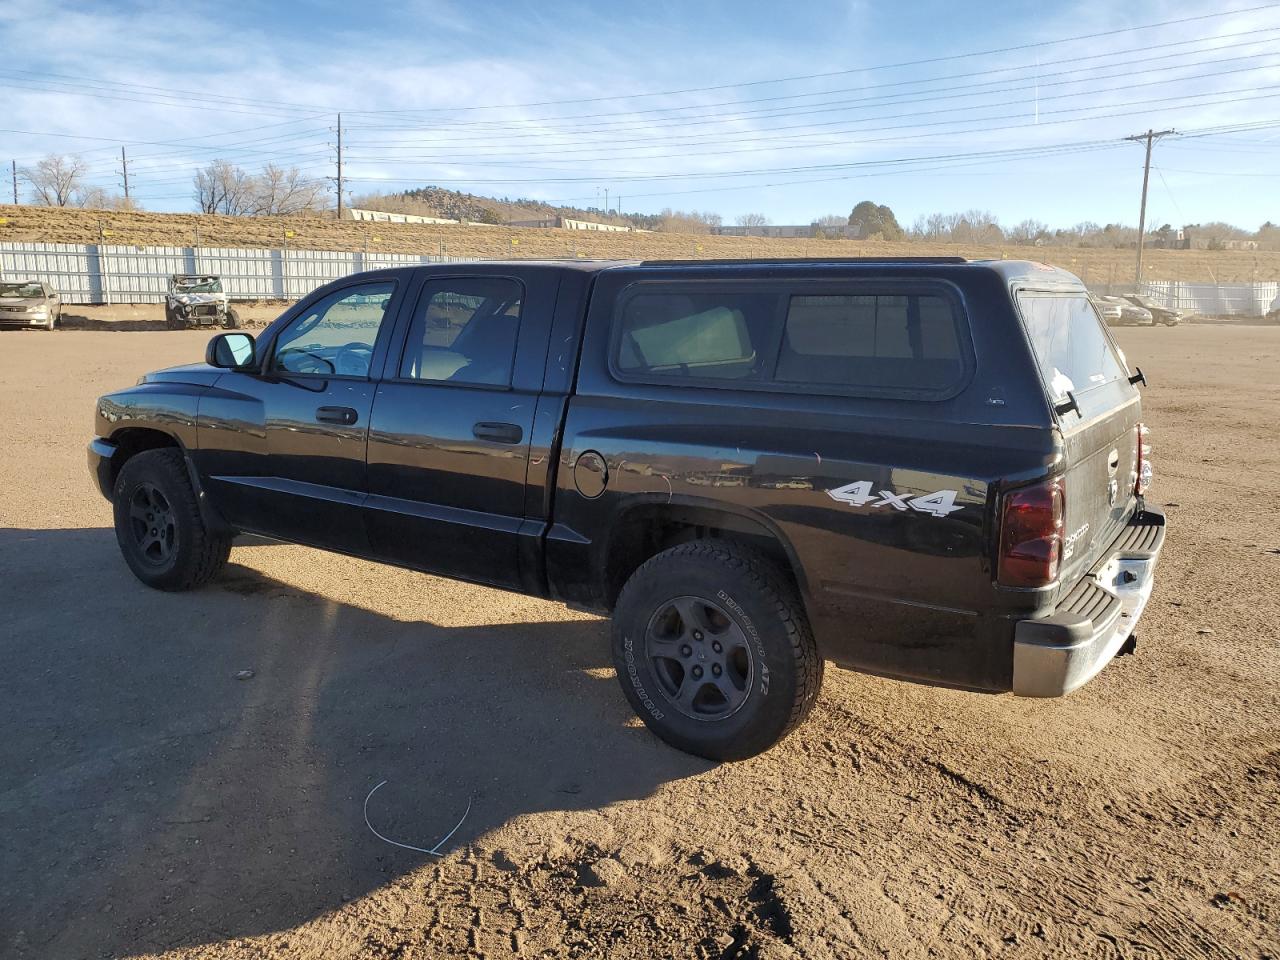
654,208,720,234
813,214,850,239
1007,219,1049,244
194,160,255,215
23,154,89,207
736,212,770,227
252,164,327,215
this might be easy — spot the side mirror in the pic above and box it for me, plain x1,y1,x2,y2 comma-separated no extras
206,332,257,369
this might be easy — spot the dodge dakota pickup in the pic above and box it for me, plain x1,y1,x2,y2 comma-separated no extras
90,258,1165,759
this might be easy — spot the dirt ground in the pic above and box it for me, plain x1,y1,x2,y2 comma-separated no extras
4,202,1277,284
0,326,1276,960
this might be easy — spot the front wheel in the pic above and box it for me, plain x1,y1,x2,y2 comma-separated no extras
611,540,822,761
223,307,242,330
112,448,231,590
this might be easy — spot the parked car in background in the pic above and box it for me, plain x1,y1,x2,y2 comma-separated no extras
1100,296,1153,326
164,275,241,330
1124,294,1182,326
1088,294,1122,325
0,280,61,330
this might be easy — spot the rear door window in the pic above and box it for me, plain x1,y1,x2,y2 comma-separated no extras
1016,292,1132,417
398,277,523,386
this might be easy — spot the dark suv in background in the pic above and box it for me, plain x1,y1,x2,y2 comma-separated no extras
89,258,1164,759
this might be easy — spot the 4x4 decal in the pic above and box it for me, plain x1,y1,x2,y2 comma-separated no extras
826,480,963,518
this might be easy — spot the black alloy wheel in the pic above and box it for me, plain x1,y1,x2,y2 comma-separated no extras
127,481,178,566
644,595,754,721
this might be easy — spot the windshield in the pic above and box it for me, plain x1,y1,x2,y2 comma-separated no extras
0,282,43,298
173,278,222,294
1017,291,1133,419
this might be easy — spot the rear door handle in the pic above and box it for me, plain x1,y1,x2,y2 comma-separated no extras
473,421,523,444
316,406,358,425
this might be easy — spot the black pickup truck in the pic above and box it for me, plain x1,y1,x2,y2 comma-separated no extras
89,258,1165,759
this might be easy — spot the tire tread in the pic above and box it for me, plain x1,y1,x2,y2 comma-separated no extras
614,538,822,758
113,448,231,590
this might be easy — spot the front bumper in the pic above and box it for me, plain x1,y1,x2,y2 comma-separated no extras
1012,508,1166,697
88,437,118,500
0,311,49,326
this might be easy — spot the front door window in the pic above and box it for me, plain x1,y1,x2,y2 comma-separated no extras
272,282,396,377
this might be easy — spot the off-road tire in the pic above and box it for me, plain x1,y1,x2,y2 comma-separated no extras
223,307,242,330
112,448,231,591
164,304,183,330
611,539,822,761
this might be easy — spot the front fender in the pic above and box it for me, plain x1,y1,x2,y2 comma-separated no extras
95,381,209,448
92,379,234,535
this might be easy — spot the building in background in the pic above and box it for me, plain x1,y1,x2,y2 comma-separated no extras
712,223,864,239
506,216,637,232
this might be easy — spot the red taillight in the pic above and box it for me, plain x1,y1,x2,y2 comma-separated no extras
1136,422,1152,496
998,479,1064,588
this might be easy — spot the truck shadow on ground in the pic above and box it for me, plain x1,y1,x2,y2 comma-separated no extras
0,526,709,959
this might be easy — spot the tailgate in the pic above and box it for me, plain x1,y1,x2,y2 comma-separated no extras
1013,289,1144,591
1057,397,1141,585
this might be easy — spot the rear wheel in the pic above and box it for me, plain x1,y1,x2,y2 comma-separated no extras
611,540,822,761
112,448,231,590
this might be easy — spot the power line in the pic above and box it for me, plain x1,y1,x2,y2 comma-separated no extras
337,64,1280,161
3,5,1276,128
346,2,1280,114
334,88,1280,181
350,33,1280,133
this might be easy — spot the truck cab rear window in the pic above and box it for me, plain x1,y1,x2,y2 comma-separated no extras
614,285,966,395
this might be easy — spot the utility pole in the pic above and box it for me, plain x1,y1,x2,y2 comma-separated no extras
11,159,17,204
335,112,344,220
1124,128,1174,289
120,147,130,201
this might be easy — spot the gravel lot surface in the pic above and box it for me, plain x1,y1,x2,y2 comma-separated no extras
0,326,1276,959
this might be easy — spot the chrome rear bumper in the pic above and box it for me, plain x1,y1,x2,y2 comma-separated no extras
1013,508,1166,697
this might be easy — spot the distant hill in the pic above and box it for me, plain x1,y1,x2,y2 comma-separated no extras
350,185,639,228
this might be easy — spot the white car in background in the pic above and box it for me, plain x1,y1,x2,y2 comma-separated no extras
1269,291,1280,320
0,280,62,331
1088,294,1123,324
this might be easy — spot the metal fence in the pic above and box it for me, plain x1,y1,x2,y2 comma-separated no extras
0,241,466,304
1137,280,1278,317
3,240,1278,316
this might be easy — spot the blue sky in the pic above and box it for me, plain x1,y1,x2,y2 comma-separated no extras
1,0,1278,230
